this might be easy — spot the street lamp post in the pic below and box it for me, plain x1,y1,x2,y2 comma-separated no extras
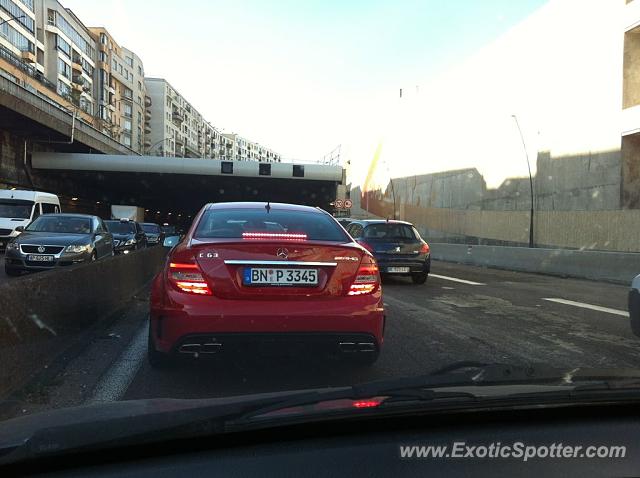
511,114,535,248
146,137,173,155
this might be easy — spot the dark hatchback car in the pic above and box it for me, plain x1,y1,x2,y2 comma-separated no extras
346,219,430,284
104,219,147,254
141,222,164,246
4,214,114,276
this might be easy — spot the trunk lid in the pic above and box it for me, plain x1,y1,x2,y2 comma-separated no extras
191,239,365,300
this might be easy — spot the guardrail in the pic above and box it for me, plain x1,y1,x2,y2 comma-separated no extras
431,243,640,285
0,246,166,398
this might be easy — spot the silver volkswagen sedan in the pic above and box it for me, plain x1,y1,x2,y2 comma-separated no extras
4,214,114,276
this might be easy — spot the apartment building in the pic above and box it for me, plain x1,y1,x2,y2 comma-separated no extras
38,0,96,117
88,27,147,153
0,0,100,124
222,133,281,162
145,77,230,159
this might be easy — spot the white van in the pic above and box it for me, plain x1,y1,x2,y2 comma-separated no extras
0,190,61,251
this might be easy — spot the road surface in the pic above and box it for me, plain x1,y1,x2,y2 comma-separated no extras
2,261,637,418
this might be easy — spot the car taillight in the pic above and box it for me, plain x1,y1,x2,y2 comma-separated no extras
242,232,307,241
168,261,212,295
420,243,430,254
348,258,380,296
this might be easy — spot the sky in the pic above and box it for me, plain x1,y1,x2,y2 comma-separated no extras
62,0,547,169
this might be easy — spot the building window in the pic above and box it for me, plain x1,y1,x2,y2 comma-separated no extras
137,96,142,105
1,22,34,53
58,58,71,79
112,59,117,70
137,81,142,91
57,80,70,98
123,119,132,132
123,103,132,118
138,66,142,76
100,33,107,45
122,135,131,147
123,87,132,99
0,0,35,33
125,56,133,67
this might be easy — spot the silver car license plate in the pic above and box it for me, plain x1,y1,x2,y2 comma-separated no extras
27,254,54,262
387,266,410,273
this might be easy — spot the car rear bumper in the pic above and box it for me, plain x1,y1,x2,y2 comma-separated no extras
376,256,431,274
150,292,385,354
170,332,380,358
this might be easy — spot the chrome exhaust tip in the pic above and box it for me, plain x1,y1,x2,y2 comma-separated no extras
179,344,201,354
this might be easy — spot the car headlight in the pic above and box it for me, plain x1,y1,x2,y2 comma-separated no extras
125,238,137,246
65,244,91,253
6,242,19,251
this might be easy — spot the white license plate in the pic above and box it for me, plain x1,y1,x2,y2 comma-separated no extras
387,266,410,273
27,254,54,262
244,268,318,286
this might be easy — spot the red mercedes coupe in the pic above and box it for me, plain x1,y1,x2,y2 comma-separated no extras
149,202,385,367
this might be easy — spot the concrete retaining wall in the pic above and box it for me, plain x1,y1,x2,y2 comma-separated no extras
0,246,166,397
431,243,640,284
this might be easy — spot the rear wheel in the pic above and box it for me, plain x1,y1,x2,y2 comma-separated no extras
411,272,428,285
148,324,171,368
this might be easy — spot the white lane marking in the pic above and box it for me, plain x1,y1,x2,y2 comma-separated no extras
429,274,486,286
441,286,455,290
542,298,629,318
88,323,147,403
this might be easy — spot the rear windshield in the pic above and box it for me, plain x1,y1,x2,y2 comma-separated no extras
363,223,417,240
105,221,136,234
141,224,161,233
194,209,348,241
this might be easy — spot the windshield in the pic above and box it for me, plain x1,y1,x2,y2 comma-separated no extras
25,216,91,234
141,224,161,233
104,221,136,234
0,200,33,219
2,0,639,466
194,209,348,241
363,224,417,240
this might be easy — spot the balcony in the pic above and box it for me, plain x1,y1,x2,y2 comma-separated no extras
145,110,151,121
172,109,184,123
144,95,152,107
72,57,82,72
175,136,184,146
144,125,151,134
21,50,36,64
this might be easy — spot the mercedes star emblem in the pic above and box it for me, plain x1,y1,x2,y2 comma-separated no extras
276,248,289,259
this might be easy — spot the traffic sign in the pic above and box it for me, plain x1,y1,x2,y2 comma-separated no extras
335,199,344,209
344,199,353,209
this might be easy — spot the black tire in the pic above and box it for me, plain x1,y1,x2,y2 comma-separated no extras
148,324,171,368
4,267,21,277
411,272,428,285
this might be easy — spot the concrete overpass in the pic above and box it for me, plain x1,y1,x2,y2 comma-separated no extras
30,153,345,224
